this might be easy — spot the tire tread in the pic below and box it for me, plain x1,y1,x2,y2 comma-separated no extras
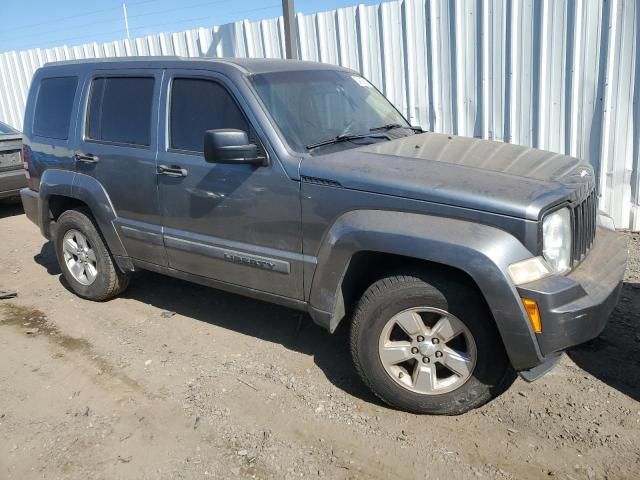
350,270,514,415
56,208,130,301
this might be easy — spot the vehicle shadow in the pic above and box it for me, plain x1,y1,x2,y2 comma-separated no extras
568,282,640,402
34,241,61,275
33,241,382,407
0,197,24,219
126,272,381,403
35,240,640,406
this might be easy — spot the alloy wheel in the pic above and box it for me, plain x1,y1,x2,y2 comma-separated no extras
378,307,477,394
62,229,98,286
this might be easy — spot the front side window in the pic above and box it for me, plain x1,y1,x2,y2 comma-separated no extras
87,77,154,146
250,70,410,153
33,76,78,140
170,78,249,153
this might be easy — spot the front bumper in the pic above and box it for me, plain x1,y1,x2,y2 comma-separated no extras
517,226,627,365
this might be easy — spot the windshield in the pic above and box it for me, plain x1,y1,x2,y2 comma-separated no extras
0,121,18,135
251,70,410,152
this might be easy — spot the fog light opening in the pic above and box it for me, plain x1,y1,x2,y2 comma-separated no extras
522,298,542,333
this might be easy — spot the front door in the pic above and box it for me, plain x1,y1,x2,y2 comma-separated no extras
156,70,303,299
74,69,166,266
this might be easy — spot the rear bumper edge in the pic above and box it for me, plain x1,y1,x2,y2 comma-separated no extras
20,187,41,230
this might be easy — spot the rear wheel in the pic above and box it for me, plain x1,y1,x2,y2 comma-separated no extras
350,272,515,415
54,208,130,300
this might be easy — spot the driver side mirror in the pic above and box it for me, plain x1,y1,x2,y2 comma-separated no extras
203,129,264,165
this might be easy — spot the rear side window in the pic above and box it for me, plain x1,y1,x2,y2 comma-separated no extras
33,77,78,140
87,77,154,146
170,78,248,152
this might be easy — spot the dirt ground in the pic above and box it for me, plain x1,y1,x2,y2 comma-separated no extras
0,197,638,480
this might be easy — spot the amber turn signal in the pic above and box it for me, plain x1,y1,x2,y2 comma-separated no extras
522,298,542,333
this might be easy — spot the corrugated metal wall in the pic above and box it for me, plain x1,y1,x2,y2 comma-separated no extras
0,0,638,228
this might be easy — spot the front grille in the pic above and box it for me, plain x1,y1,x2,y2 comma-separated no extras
571,189,597,264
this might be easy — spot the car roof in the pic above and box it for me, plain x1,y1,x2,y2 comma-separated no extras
40,56,354,75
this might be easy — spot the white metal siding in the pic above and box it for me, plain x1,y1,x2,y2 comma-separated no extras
0,0,638,228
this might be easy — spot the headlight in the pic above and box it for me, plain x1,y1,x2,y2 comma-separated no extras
542,208,572,273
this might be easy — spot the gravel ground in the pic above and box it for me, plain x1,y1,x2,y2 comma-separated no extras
0,198,639,479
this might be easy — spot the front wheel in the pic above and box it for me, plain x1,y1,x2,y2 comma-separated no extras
54,208,130,301
350,272,515,415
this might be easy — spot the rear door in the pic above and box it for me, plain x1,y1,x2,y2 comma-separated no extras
74,69,166,266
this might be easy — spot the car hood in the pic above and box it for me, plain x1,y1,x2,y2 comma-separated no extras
300,133,595,220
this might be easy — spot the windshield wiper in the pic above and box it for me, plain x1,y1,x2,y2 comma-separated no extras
370,123,424,133
306,132,387,150
369,123,405,132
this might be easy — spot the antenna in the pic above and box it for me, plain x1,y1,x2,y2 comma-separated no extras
122,3,130,40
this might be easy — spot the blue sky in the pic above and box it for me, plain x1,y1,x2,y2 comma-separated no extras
0,0,381,53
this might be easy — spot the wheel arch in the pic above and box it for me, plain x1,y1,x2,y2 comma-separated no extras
306,210,545,371
49,195,88,221
40,169,128,258
334,251,483,328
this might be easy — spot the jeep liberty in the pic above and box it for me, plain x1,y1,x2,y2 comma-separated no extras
20,58,627,414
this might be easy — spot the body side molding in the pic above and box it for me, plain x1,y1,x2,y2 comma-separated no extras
164,235,291,274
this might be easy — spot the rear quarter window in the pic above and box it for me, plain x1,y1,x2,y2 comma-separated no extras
33,76,78,140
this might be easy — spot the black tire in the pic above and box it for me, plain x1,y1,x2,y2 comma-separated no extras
350,271,515,415
54,208,130,301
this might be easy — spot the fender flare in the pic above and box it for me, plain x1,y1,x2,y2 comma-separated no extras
39,169,128,257
308,210,544,370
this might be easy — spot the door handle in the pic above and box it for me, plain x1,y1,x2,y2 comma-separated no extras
74,153,99,164
157,165,188,177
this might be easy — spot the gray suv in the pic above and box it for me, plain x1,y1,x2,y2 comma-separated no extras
20,58,627,414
